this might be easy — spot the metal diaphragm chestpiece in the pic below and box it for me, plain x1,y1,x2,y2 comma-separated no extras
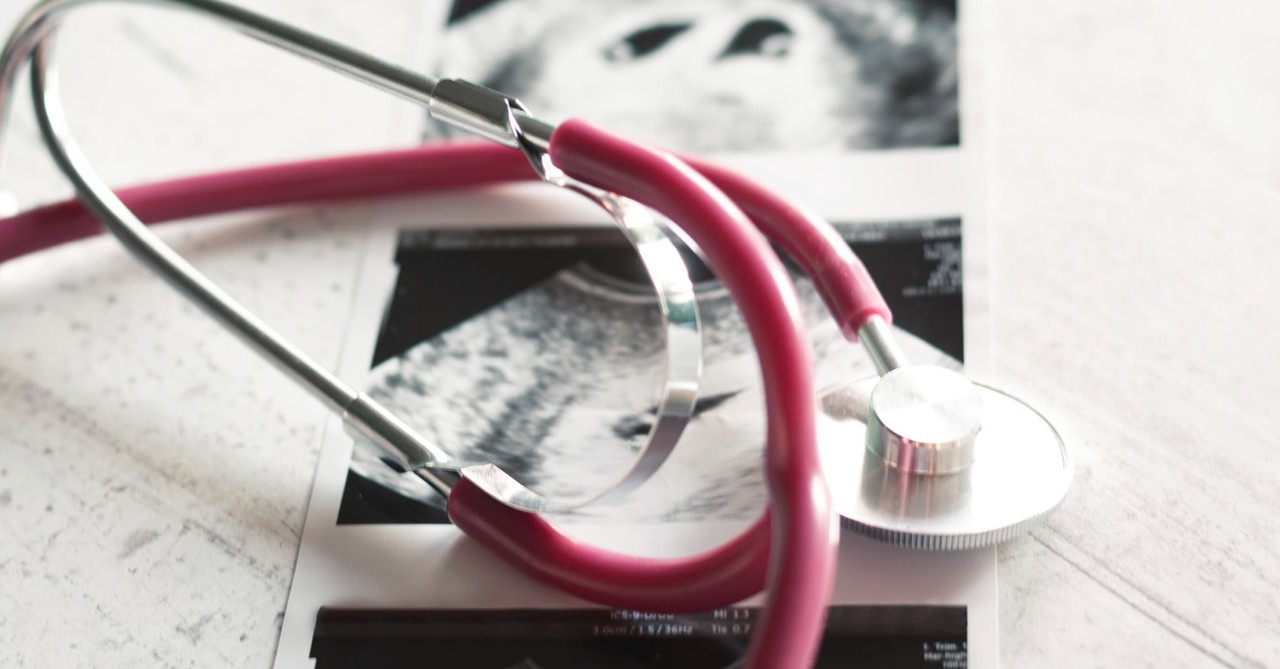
820,317,1072,550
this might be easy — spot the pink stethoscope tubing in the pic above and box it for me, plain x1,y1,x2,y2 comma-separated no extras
1,123,892,668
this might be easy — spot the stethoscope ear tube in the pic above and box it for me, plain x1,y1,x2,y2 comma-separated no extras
2,76,906,669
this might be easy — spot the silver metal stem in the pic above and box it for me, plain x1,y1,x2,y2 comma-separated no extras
855,316,980,475
857,315,910,375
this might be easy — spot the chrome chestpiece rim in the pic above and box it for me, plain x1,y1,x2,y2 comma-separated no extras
819,373,1072,550
835,317,1073,550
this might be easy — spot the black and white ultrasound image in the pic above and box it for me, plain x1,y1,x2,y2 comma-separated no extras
336,219,963,525
310,604,967,668
430,0,959,152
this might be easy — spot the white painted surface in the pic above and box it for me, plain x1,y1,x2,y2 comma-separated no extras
989,3,1280,667
1,1,1277,667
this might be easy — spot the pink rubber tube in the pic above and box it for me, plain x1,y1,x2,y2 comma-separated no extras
0,142,787,608
546,120,838,668
0,133,872,667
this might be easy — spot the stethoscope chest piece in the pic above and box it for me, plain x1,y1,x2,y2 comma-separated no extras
818,368,1072,550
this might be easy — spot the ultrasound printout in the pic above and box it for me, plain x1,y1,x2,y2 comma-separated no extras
274,0,998,666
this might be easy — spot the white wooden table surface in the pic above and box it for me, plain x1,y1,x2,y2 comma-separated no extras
1,1,1277,667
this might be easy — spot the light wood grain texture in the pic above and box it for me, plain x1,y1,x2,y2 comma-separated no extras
990,2,1280,667
1,1,1277,667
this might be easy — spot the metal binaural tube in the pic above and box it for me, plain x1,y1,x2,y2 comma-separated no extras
11,4,696,511
25,42,463,470
0,0,473,471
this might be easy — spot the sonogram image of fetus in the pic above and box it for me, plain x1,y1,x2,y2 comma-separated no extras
345,262,961,525
430,0,958,152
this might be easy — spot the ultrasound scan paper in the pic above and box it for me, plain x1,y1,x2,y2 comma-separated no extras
276,0,995,667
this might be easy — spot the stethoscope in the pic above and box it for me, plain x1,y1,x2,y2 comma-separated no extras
0,1,1072,667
